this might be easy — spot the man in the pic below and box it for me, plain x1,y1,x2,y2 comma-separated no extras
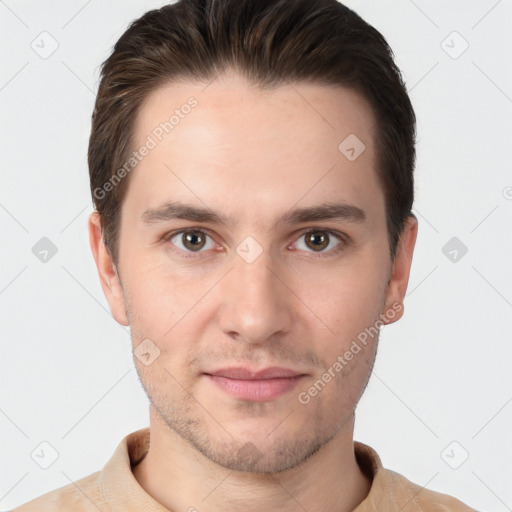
12,0,476,510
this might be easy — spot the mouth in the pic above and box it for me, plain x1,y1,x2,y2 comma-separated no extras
203,366,307,402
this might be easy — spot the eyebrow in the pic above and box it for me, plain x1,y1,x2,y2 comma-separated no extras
141,201,367,228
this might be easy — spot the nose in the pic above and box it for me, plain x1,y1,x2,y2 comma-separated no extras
217,246,294,345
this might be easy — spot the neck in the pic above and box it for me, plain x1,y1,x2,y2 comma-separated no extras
133,407,372,512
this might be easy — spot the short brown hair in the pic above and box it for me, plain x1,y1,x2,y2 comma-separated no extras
89,0,416,266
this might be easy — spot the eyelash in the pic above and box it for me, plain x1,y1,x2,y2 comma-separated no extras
162,228,348,260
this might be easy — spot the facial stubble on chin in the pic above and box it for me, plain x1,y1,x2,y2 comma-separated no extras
133,347,378,475
143,383,340,474
124,273,382,475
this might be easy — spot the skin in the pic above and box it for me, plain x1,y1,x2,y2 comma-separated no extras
89,70,418,512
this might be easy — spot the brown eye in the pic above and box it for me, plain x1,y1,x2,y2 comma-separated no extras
182,231,206,251
305,231,329,251
169,230,214,253
295,230,342,254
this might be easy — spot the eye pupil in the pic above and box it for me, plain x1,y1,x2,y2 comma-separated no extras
173,230,340,256
183,231,206,251
306,232,329,251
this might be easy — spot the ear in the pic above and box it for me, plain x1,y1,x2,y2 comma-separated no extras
88,211,130,326
381,214,418,325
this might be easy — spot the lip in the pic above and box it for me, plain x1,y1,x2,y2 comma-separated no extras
207,366,304,380
204,367,306,401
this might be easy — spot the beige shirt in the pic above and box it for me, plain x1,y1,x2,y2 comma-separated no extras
12,427,476,511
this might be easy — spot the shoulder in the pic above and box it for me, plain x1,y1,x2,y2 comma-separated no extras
384,468,477,511
9,471,108,512
354,442,477,512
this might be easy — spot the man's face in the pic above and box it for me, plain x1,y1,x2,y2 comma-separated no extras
92,72,414,473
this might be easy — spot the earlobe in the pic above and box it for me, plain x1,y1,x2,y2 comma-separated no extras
88,212,130,326
381,214,418,326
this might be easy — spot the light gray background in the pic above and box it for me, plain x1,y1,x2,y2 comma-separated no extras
1,1,511,510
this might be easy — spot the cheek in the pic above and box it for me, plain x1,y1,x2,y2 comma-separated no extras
121,261,179,341
123,259,211,373
294,253,387,396
296,252,387,335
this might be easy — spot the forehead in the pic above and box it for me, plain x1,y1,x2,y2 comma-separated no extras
135,73,376,155
124,73,383,231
